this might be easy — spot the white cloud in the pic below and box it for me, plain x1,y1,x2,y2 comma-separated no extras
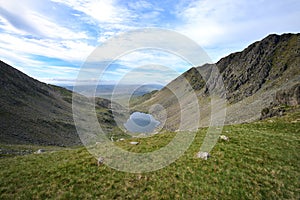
176,0,300,60
0,33,94,62
127,1,153,10
51,0,131,23
0,16,28,36
29,12,88,39
115,50,193,72
0,0,96,74
0,46,45,74
32,66,79,74
0,0,88,38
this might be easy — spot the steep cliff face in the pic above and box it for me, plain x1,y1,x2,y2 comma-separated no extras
275,83,300,106
261,83,300,119
133,33,300,130
217,33,299,103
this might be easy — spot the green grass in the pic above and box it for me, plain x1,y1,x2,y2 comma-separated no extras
0,144,68,158
0,113,299,199
129,90,158,109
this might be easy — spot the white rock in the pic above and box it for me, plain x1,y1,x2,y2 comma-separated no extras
36,149,45,154
119,138,125,141
196,151,210,160
97,157,104,166
130,141,139,145
220,135,229,141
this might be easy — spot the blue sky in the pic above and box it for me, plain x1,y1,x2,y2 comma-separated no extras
0,0,299,85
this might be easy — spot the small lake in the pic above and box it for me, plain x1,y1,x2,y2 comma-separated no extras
124,112,160,133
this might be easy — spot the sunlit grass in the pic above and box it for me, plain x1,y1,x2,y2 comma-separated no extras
0,112,299,199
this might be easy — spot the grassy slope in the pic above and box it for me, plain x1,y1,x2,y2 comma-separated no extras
129,90,158,109
0,112,299,199
0,60,128,146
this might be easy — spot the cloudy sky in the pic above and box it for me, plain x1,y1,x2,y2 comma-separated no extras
0,0,299,85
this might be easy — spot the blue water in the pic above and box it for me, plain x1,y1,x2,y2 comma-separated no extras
124,112,160,133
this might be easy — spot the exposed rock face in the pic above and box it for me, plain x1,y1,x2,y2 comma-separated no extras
133,33,300,129
214,33,299,104
275,83,300,106
261,83,300,119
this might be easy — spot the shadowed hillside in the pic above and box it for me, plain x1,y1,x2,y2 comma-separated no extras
0,61,125,146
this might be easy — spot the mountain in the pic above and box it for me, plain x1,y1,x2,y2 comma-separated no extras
0,61,125,146
1,33,299,144
132,33,300,130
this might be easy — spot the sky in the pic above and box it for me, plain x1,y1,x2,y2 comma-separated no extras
0,0,299,86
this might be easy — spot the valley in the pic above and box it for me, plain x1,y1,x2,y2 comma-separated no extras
0,33,299,199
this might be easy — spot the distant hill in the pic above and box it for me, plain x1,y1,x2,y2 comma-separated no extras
132,33,300,130
65,84,163,98
0,61,125,146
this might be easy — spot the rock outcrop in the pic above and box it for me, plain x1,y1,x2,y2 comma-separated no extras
133,33,300,129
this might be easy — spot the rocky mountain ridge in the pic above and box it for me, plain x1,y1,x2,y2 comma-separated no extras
132,33,300,130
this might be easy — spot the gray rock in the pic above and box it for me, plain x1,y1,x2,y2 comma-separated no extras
97,157,104,166
130,141,139,145
196,151,210,160
36,149,45,154
219,135,229,141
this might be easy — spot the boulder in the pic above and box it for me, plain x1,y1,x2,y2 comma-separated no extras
196,151,210,160
35,149,45,154
219,135,229,141
97,157,104,166
130,141,139,145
